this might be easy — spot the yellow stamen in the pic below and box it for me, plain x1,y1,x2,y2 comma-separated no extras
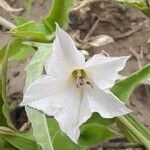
72,69,87,79
71,69,90,88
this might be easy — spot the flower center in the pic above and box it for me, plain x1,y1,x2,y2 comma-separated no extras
72,69,92,88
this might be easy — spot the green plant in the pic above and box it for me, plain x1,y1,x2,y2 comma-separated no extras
0,0,150,149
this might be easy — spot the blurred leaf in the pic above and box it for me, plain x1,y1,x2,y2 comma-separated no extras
0,0,23,12
117,0,145,3
116,0,150,17
116,0,146,7
140,7,150,17
79,123,116,146
44,0,74,31
25,43,54,150
111,64,150,102
1,44,14,128
10,21,53,42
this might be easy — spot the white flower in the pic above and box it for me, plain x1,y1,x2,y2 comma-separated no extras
21,24,132,143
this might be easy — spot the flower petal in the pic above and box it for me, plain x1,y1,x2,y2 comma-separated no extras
85,85,132,118
45,24,85,76
79,91,92,127
54,86,91,143
25,98,58,116
20,75,69,107
84,55,129,90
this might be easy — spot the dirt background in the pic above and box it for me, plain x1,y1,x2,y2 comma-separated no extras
0,0,150,149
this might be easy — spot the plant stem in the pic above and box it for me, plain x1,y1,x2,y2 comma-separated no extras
118,116,150,150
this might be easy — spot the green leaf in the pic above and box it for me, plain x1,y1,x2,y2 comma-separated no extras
116,0,146,7
79,114,116,147
1,134,37,150
48,117,114,149
13,16,28,26
0,39,33,126
10,21,52,42
48,118,86,150
47,118,59,138
15,130,35,141
79,123,116,146
111,64,150,147
44,0,74,31
25,43,54,150
0,126,35,141
8,46,34,62
111,64,150,102
0,38,34,69
0,134,17,150
52,131,86,150
140,7,150,17
1,44,14,128
24,42,52,87
0,127,37,150
0,81,7,126
116,0,150,17
85,113,114,127
117,0,145,4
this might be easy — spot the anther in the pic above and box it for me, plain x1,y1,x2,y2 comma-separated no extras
86,81,93,88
